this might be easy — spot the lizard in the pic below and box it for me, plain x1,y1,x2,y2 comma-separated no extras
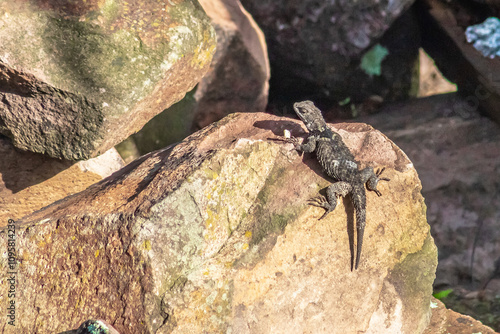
286,100,389,270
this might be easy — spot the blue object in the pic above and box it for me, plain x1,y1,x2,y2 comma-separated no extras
465,17,500,58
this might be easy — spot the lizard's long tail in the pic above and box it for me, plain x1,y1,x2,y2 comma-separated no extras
351,185,367,270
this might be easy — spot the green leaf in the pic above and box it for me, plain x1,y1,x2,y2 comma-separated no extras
360,44,389,77
433,289,453,300
338,97,351,106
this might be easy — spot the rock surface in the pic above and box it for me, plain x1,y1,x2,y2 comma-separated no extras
239,0,418,106
424,298,498,334
127,0,270,157
0,136,124,225
194,0,270,129
358,93,500,291
0,0,216,160
1,112,436,333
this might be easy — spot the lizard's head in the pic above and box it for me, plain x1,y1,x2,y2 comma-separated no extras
293,100,328,133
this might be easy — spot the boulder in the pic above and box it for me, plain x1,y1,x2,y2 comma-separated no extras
1,112,436,333
194,0,270,129
358,93,500,291
0,135,124,225
0,0,216,160
127,0,270,157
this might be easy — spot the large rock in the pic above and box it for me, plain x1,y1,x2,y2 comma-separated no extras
127,0,270,157
194,0,270,129
1,112,436,333
239,0,419,107
358,93,500,290
0,0,216,160
0,135,124,225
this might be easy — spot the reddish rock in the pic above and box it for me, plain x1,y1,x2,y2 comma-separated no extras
194,0,270,129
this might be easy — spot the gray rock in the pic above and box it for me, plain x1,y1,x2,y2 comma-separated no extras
0,0,216,160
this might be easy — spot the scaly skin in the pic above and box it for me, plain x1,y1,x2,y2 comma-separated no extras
289,100,389,270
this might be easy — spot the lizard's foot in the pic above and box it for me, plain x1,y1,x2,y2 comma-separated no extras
308,195,336,220
366,167,390,196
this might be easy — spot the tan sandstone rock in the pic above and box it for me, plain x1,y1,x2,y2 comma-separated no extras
0,136,124,226
0,0,216,160
0,112,436,333
424,298,498,334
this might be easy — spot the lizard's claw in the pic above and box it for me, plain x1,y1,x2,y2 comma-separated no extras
276,135,301,147
278,136,304,154
308,195,329,208
376,167,391,182
367,167,390,196
308,195,336,220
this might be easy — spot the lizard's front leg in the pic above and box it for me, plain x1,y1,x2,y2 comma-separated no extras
278,133,318,154
309,181,352,220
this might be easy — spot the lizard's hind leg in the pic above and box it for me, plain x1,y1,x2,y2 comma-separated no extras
309,181,352,220
362,167,390,196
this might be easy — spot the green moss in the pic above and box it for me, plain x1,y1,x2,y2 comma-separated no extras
100,0,120,22
1,1,215,116
256,167,286,204
246,163,296,247
250,213,291,246
42,18,168,107
389,232,438,333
